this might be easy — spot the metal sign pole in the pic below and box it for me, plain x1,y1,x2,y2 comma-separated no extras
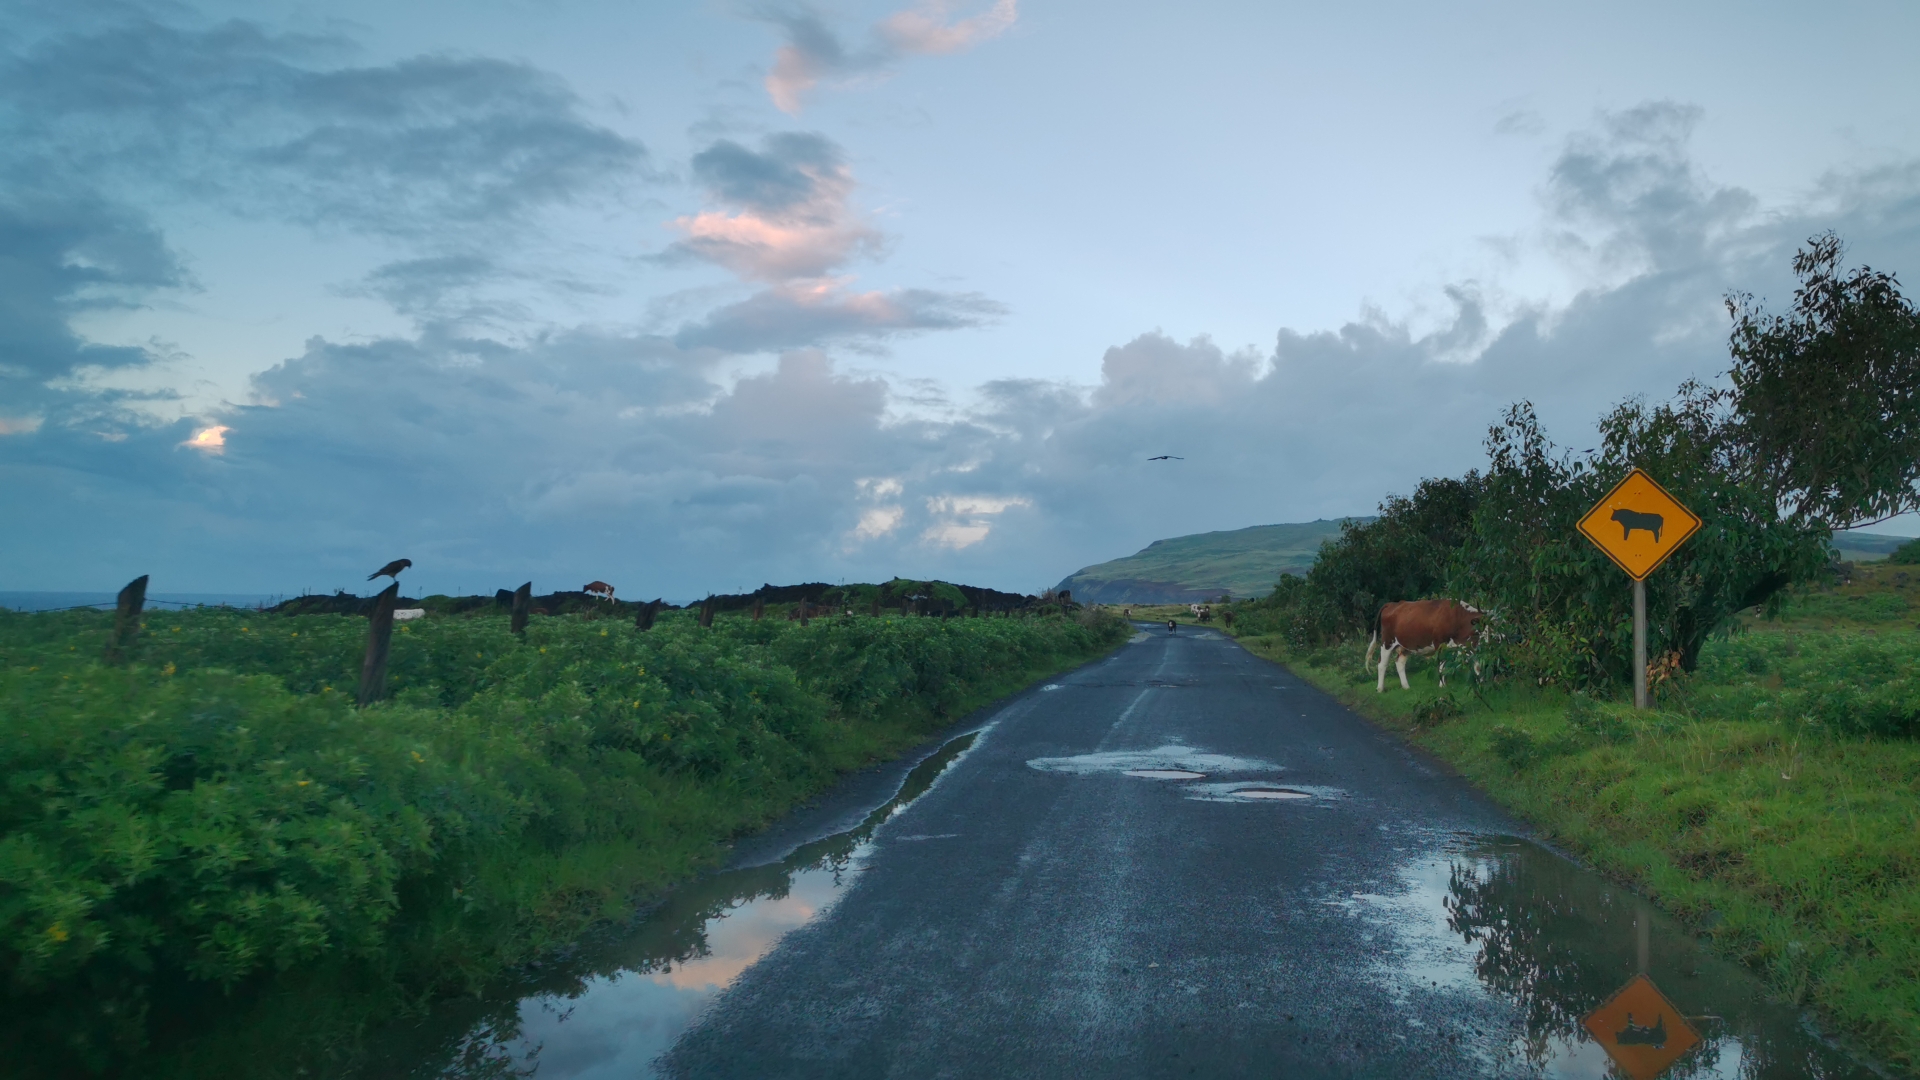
1633,577,1648,711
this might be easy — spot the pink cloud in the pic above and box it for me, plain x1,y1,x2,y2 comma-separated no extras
671,211,880,282
766,44,824,116
762,1,1019,114
879,0,1018,56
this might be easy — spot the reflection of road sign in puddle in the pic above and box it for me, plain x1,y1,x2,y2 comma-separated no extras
1582,974,1701,1079
1576,469,1703,580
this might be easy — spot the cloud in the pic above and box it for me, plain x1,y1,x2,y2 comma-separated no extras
672,133,879,281
760,1,1019,114
673,282,1002,352
8,103,1920,600
921,493,1030,549
1092,332,1263,408
666,131,1002,353
0,191,184,413
879,0,1018,55
181,425,229,453
0,17,648,239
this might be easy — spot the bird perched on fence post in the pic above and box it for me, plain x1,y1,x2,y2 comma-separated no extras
368,558,412,581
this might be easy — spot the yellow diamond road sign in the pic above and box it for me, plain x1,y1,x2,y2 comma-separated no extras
1577,468,1702,580
1581,973,1702,1080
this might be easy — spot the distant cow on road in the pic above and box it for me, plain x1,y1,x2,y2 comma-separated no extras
1610,508,1664,543
1366,599,1482,691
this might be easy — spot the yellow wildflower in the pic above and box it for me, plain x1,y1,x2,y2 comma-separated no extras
47,924,68,943
411,751,424,763
297,779,311,787
162,663,176,677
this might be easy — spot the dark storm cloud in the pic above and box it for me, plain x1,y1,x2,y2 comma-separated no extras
0,5,652,426
0,17,648,237
0,193,185,415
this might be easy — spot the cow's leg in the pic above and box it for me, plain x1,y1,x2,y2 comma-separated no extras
1377,643,1392,692
1365,631,1378,672
1437,654,1447,688
1396,651,1411,690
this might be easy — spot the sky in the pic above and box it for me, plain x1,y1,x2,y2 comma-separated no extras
5,0,1920,600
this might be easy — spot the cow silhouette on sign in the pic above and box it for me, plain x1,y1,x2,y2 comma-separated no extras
1610,508,1665,543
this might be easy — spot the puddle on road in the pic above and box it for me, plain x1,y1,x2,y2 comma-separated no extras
1026,744,1277,778
1233,787,1312,800
371,731,980,1079
1343,835,1876,1078
1123,768,1208,780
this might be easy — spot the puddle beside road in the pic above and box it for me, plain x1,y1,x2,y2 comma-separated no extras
372,731,981,1079
1344,835,1876,1078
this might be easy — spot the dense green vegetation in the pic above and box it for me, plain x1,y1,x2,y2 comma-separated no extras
0,603,1128,1076
1056,519,1356,604
1232,564,1920,1070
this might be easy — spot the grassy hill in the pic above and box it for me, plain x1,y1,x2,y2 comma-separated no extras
1832,530,1914,562
1057,519,1361,604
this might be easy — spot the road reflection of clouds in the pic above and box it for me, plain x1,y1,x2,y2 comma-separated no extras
404,730,984,1080
1344,835,1873,1079
502,869,848,1078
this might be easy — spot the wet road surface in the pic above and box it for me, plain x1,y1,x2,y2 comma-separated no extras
388,625,1876,1079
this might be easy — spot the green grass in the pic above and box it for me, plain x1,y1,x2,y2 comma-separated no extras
1229,568,1920,1073
0,605,1129,1077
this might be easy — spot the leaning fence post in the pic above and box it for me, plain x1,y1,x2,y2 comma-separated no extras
698,595,715,628
636,598,659,631
104,574,149,664
357,583,400,706
511,582,532,636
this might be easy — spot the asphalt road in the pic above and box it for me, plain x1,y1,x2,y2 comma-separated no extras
658,625,1534,1078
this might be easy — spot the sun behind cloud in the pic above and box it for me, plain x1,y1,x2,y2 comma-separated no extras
182,425,230,454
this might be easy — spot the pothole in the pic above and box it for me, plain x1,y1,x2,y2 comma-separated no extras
1123,769,1207,780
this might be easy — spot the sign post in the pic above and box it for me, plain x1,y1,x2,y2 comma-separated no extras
1576,468,1702,710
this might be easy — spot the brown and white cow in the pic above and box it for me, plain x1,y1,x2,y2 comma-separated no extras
583,581,615,602
1365,599,1481,691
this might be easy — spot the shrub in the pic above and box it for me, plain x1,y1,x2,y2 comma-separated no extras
0,605,1129,1071
1410,694,1463,729
1488,724,1541,771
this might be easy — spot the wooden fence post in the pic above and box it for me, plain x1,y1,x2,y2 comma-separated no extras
511,582,532,636
698,595,715,628
636,598,660,631
357,583,400,706
104,574,149,664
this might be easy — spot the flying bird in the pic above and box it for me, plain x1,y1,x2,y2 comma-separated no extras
368,558,413,581
1147,455,1184,461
